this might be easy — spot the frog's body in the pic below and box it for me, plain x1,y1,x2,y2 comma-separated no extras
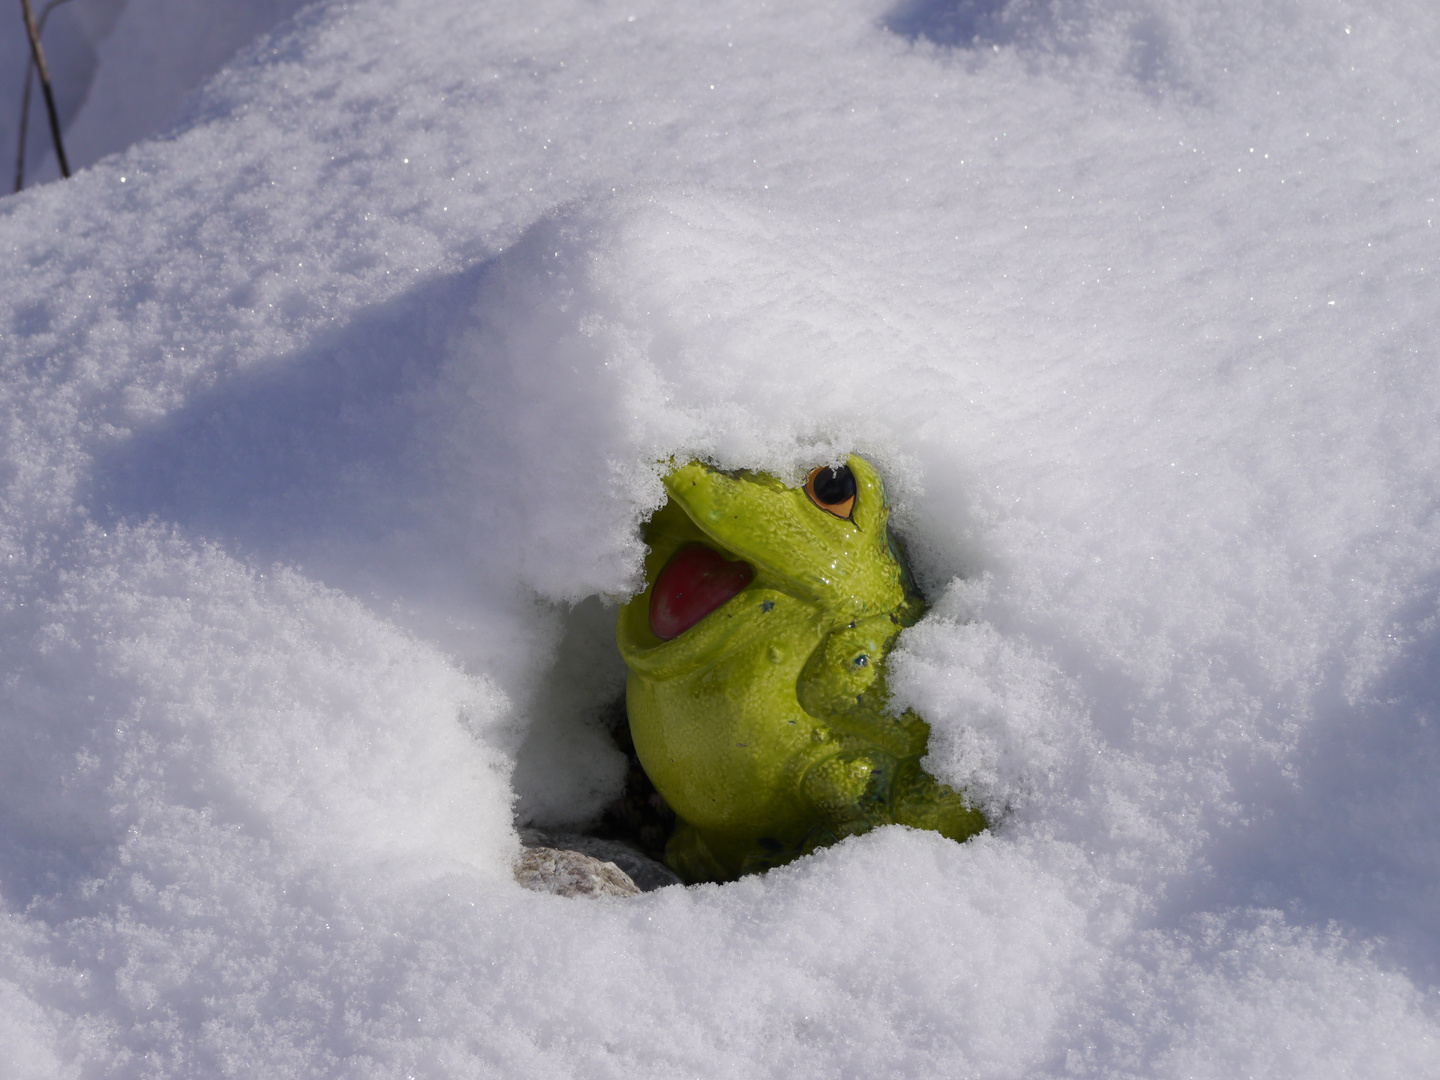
616,456,986,883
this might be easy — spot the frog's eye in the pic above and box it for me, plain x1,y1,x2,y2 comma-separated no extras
805,465,857,519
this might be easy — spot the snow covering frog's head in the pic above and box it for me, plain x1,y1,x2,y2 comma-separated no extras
616,457,982,884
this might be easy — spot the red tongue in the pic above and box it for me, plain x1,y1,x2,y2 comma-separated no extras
649,544,755,640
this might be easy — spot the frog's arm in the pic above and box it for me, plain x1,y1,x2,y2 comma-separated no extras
798,618,923,757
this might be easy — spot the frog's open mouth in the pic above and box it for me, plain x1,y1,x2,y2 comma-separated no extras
649,543,754,640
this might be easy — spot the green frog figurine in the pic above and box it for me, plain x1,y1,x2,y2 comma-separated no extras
616,456,987,883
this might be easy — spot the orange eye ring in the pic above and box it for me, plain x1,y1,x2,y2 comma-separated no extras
805,464,857,519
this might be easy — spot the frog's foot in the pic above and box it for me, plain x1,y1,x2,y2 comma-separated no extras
665,756,988,885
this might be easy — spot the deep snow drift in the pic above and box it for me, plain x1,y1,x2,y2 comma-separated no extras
2,0,1439,1076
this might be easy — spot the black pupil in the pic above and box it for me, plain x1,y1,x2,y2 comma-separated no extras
813,465,856,506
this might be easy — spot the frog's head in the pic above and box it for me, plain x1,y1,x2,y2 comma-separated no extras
618,455,920,665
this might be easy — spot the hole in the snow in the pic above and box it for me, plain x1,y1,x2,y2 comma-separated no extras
515,458,988,896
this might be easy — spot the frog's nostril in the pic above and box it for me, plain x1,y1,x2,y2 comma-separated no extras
650,544,754,640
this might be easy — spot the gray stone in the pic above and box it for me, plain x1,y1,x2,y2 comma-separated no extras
518,829,683,892
514,846,641,898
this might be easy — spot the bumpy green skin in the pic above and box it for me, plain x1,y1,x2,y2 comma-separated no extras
616,456,987,883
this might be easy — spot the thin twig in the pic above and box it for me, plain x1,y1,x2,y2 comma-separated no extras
14,0,81,190
19,0,71,183
14,50,34,192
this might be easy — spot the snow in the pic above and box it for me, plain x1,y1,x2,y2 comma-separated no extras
3,0,1439,1075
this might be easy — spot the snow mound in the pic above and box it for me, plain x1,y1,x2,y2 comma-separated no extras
1,0,1439,1075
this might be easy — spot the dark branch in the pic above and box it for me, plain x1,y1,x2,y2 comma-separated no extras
18,0,71,183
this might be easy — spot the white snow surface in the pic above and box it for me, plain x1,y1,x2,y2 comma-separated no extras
3,0,1440,1075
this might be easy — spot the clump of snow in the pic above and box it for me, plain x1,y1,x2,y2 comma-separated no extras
2,0,1439,1075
